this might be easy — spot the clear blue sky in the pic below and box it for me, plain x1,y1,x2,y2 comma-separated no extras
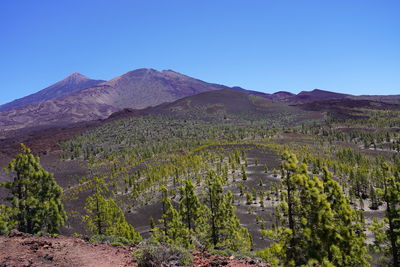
1,0,399,105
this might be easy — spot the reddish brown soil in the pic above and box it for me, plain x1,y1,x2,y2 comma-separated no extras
0,231,136,267
0,231,269,267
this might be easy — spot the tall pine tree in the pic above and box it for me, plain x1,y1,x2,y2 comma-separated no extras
205,170,252,251
370,162,400,266
1,144,66,235
259,152,369,266
152,186,190,247
82,177,141,242
179,180,208,246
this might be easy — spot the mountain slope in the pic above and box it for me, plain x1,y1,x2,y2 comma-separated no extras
296,98,400,120
0,73,105,111
231,86,272,98
147,89,322,124
349,94,400,104
294,89,349,103
100,68,229,110
0,69,229,132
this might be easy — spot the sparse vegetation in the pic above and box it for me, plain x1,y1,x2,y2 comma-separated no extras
2,93,400,266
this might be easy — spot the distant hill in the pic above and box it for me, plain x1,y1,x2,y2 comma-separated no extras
231,88,348,104
0,73,105,111
0,69,228,132
231,86,272,98
146,89,321,124
265,89,349,104
266,91,296,102
296,98,400,120
349,94,400,104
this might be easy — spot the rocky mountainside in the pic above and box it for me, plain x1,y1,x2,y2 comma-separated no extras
0,73,105,111
0,69,228,132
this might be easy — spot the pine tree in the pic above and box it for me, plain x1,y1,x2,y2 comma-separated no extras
321,167,369,266
205,170,251,251
370,163,400,266
0,204,16,235
149,216,155,230
179,180,208,246
82,177,141,242
153,186,189,247
1,144,66,235
383,167,400,267
245,191,253,205
241,165,247,180
258,152,369,266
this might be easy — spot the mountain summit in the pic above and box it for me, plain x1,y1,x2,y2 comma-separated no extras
0,73,105,111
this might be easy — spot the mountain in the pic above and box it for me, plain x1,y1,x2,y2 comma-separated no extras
0,69,229,132
97,68,229,110
0,73,105,111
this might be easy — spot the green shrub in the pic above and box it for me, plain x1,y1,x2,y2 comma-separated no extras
134,242,192,267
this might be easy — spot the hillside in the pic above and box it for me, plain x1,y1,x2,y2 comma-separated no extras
0,73,105,111
296,98,400,120
148,89,321,123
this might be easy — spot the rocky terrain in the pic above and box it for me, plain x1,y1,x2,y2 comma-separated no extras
0,231,136,267
0,231,268,267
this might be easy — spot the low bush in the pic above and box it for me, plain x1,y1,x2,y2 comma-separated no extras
134,241,192,267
